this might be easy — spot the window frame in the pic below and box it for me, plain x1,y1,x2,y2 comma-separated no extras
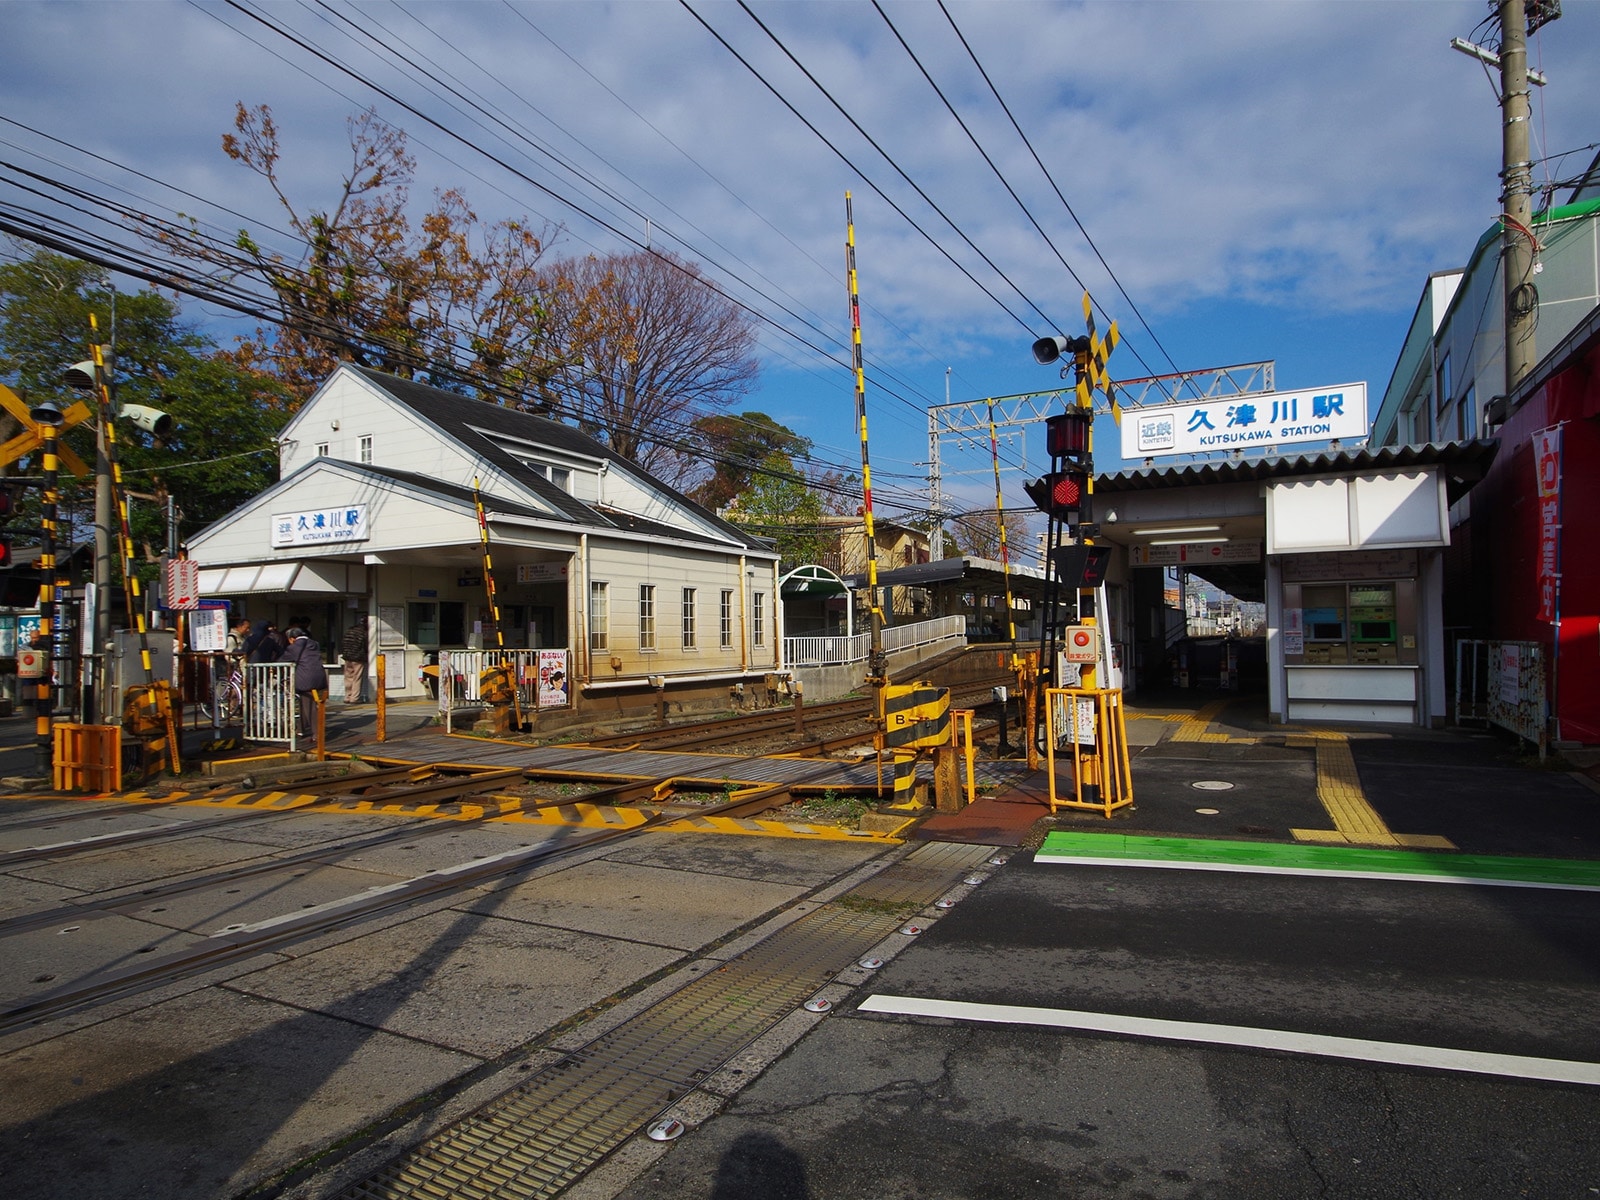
589,581,609,651
639,584,656,652
681,587,697,649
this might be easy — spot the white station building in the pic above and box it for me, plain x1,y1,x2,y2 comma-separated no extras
187,365,783,706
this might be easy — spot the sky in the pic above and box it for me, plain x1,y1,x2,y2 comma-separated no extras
2,0,1596,532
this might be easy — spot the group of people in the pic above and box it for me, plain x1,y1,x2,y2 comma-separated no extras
222,616,368,737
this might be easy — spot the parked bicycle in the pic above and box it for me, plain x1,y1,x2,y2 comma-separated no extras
200,666,245,724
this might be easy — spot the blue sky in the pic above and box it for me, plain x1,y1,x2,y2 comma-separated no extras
2,1,1596,532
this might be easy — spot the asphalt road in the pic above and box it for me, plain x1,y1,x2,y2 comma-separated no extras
614,851,1600,1200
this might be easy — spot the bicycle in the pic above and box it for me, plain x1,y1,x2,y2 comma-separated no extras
200,664,246,724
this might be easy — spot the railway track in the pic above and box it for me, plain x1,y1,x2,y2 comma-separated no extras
0,756,850,1036
569,672,1015,755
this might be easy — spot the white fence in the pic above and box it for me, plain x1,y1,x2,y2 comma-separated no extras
1454,639,1548,757
242,662,303,749
435,649,571,728
783,616,967,668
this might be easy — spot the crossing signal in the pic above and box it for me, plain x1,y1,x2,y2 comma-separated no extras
1045,411,1091,462
1024,469,1088,521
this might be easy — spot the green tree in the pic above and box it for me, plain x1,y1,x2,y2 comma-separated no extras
684,411,812,512
725,452,829,570
0,247,286,552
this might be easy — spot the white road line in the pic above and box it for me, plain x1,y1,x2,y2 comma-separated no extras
1032,851,1600,892
858,994,1600,1087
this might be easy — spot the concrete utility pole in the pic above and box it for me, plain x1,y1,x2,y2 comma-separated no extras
1498,0,1538,391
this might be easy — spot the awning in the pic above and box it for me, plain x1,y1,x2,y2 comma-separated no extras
196,561,364,596
779,564,849,596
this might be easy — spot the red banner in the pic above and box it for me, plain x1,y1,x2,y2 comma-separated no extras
1532,426,1562,623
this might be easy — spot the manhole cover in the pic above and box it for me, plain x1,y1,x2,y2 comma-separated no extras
1192,780,1235,791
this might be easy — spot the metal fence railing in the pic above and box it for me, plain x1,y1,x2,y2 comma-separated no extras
1454,638,1548,758
435,649,572,729
243,662,301,749
783,615,966,668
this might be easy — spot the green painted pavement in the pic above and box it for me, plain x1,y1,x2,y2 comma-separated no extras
1036,831,1600,890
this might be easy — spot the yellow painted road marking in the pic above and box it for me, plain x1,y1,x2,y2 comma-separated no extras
1164,705,1455,851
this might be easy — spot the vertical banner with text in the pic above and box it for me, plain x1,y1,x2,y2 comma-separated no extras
1532,426,1562,623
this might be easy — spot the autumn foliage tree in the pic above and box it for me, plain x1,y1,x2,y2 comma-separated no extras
152,105,761,477
535,250,759,481
155,104,556,402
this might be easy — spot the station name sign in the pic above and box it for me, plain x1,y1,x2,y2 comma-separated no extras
272,504,370,547
1120,383,1367,460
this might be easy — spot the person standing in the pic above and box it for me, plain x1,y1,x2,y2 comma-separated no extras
280,627,328,739
341,618,368,704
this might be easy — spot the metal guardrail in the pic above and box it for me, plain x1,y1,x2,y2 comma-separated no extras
784,615,966,668
1454,638,1548,758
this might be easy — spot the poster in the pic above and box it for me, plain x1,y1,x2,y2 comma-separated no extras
188,608,229,653
537,649,569,708
377,605,406,647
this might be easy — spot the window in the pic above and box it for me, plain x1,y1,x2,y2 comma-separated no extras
1458,384,1477,439
520,458,572,492
752,592,765,647
639,584,656,651
408,601,438,645
315,442,329,458
720,589,734,648
681,588,697,648
589,582,609,651
359,434,373,464
1434,351,1451,417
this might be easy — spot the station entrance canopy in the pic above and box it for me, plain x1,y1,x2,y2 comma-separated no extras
1092,441,1499,602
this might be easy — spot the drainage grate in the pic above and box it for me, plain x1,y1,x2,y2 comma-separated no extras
342,841,993,1200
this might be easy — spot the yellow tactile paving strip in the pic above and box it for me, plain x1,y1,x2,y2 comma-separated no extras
1155,700,1454,850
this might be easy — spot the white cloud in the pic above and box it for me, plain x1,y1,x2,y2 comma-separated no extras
2,0,1595,490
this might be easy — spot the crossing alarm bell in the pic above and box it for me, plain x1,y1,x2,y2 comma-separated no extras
119,404,174,437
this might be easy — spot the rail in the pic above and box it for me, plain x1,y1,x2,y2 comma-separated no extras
784,615,966,668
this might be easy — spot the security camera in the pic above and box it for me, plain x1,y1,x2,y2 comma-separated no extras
119,404,173,437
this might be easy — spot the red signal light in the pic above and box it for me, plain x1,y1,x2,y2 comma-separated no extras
1024,470,1088,520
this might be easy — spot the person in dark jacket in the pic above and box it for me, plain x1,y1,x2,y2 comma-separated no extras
280,627,328,738
340,619,368,704
246,620,285,665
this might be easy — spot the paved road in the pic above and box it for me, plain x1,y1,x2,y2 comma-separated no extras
612,847,1600,1200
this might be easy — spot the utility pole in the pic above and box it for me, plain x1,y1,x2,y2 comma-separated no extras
1498,0,1538,392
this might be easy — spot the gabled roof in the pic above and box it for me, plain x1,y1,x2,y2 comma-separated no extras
348,366,772,553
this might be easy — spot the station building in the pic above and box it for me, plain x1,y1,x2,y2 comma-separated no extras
187,365,783,708
1371,185,1600,743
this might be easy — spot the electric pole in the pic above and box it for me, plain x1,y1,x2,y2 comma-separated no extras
1498,0,1538,392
